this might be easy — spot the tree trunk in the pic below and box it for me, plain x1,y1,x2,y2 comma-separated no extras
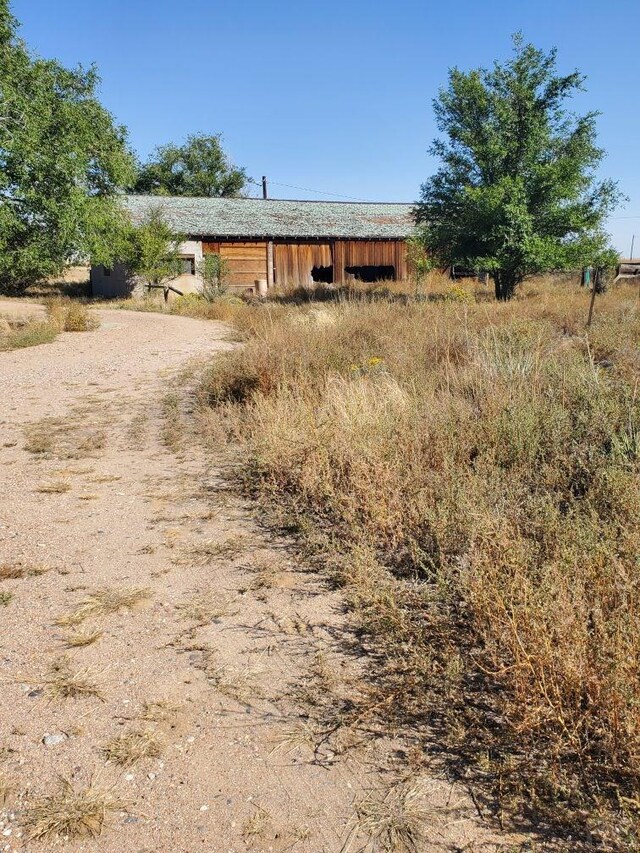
493,271,518,301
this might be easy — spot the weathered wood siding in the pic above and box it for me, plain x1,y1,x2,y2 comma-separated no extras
333,240,406,282
203,238,408,288
203,241,267,288
274,241,332,288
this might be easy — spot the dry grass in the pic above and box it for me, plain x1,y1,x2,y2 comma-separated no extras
36,479,71,494
140,699,180,723
45,298,99,332
22,777,125,841
0,772,13,807
56,586,151,626
24,415,108,458
241,805,272,842
342,780,440,853
100,729,162,767
0,318,59,351
197,277,640,846
42,655,103,700
160,392,182,449
62,626,103,648
0,562,48,581
0,591,13,606
176,590,237,624
191,533,248,562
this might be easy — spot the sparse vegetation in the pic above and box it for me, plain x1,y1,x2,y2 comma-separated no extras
55,586,151,626
45,299,100,332
0,771,13,807
0,590,13,606
23,778,125,841
42,654,103,699
0,562,48,581
100,729,162,766
176,590,236,624
197,278,640,845
62,626,103,648
36,479,71,493
0,317,59,350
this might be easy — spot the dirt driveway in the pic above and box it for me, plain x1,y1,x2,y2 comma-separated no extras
0,306,517,852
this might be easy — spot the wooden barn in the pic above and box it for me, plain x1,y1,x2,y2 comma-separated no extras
90,195,415,298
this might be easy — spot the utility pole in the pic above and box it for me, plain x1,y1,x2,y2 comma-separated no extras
630,234,636,260
262,176,274,288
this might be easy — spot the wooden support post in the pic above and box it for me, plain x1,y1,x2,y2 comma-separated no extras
267,241,274,289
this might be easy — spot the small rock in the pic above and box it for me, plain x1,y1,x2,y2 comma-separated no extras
42,733,67,747
124,773,134,781
123,816,139,824
147,772,156,780
28,688,43,698
199,805,209,812
186,736,195,744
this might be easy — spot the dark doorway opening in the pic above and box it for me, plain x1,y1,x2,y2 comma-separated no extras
345,265,395,283
311,265,333,283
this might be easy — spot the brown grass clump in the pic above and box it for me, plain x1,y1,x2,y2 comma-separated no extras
140,699,180,723
100,729,162,767
343,780,439,853
43,655,103,700
176,590,236,624
0,318,59,351
23,777,125,841
62,626,103,648
45,298,99,332
56,586,151,626
36,479,71,494
197,278,640,846
0,562,47,581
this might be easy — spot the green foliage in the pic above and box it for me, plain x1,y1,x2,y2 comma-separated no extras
127,206,183,298
405,236,435,295
199,252,229,300
132,134,247,198
0,1,135,294
415,34,621,300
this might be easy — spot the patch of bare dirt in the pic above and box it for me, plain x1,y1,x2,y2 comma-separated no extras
0,305,524,851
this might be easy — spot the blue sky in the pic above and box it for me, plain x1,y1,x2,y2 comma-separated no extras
12,0,640,253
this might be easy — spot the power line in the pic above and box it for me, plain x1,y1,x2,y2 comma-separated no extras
248,177,377,202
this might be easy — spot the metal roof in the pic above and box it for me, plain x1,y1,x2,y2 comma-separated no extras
123,195,415,240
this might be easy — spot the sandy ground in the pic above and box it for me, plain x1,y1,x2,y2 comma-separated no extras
0,305,522,852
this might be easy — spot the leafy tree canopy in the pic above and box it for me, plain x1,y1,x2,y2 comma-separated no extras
126,206,184,301
414,34,621,299
0,1,135,293
132,134,248,198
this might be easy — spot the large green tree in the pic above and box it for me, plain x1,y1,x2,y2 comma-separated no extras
414,35,620,300
0,1,134,293
132,134,248,198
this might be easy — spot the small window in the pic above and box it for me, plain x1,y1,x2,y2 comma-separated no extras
103,266,111,277
179,256,196,275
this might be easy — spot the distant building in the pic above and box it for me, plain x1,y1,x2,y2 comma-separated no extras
90,195,415,298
